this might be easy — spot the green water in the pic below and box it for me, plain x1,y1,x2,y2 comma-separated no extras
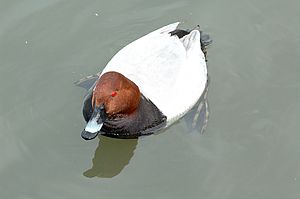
1,0,300,198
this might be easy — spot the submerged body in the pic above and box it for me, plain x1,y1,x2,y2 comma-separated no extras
81,22,211,140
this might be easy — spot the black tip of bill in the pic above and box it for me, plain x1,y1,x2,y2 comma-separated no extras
81,130,99,140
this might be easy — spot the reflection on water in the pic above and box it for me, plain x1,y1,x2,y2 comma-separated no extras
1,0,300,197
184,86,209,134
83,136,138,178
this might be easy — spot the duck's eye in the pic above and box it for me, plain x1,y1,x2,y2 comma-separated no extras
111,91,117,97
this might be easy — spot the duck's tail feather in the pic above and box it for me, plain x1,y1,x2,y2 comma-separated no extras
170,29,190,38
169,25,212,61
180,30,201,52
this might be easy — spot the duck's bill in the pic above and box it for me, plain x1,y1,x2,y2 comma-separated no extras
81,104,106,140
81,117,103,140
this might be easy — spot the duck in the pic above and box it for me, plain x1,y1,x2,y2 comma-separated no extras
81,22,212,140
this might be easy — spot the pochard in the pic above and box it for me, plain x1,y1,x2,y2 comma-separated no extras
81,22,212,140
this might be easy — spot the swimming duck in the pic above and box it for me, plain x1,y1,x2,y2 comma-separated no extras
81,22,211,140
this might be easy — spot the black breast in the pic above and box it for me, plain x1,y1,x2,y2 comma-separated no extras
100,95,167,138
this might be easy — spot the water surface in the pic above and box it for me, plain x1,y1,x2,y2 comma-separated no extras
1,0,300,198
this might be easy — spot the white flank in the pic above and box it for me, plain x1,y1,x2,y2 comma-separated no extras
101,22,207,126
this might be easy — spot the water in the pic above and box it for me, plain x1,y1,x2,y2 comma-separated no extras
1,0,300,198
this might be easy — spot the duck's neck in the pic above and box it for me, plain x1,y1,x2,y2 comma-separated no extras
100,94,166,138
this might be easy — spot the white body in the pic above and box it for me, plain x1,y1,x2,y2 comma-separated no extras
101,22,207,126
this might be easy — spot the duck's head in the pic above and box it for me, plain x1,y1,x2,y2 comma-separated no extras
81,71,141,140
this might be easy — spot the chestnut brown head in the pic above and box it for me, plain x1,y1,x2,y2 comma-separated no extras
81,71,141,140
92,71,141,117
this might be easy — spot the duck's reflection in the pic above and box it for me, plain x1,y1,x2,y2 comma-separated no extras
184,86,209,134
83,136,138,178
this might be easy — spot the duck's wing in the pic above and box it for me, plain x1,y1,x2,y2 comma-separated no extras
102,22,207,124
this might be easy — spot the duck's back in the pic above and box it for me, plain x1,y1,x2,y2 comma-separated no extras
102,22,207,125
